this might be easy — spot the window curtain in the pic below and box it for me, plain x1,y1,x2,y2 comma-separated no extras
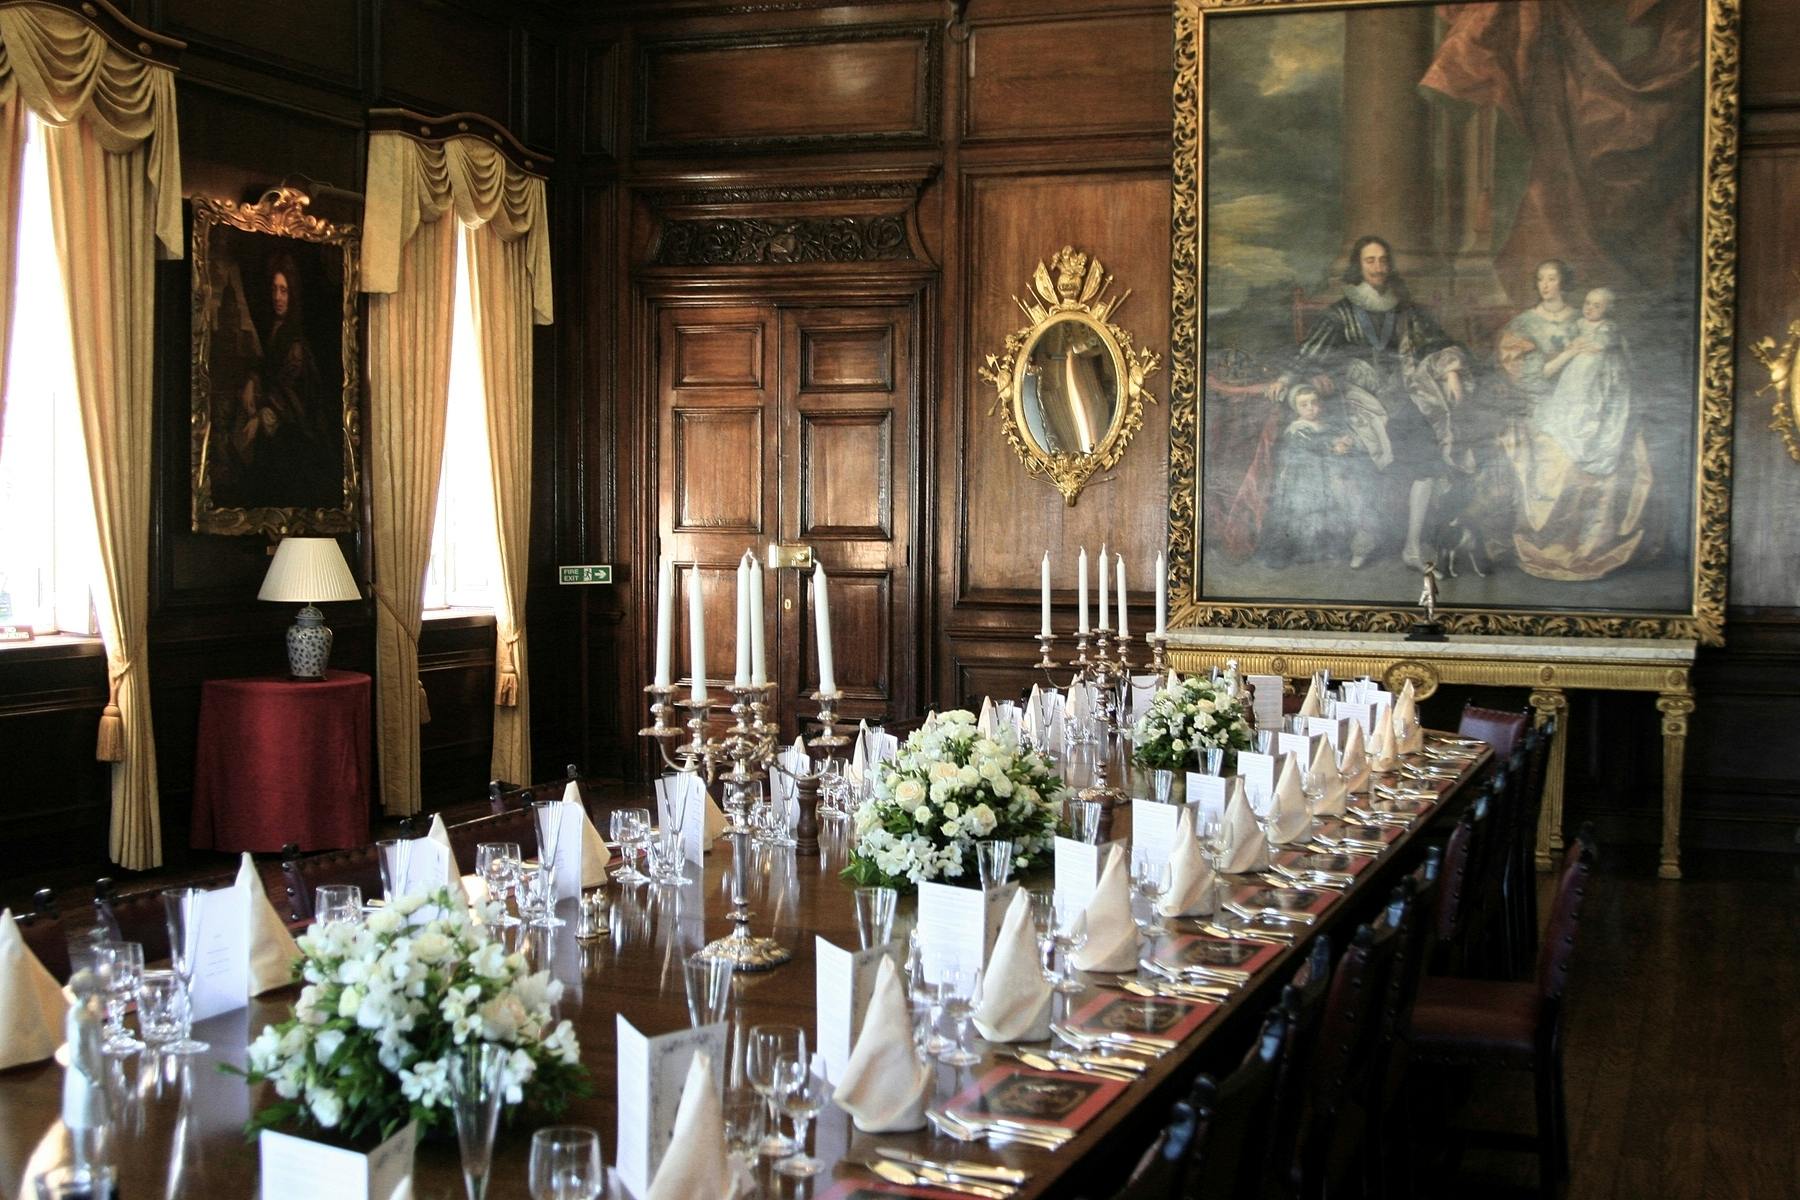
363,125,551,812
0,91,25,454
0,3,183,869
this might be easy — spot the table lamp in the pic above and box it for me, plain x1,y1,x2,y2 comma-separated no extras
258,537,361,679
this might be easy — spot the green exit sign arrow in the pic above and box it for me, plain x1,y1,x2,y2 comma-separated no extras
558,564,614,585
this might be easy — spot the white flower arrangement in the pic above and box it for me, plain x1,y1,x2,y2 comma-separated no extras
842,710,1064,890
232,887,589,1142
1131,675,1255,770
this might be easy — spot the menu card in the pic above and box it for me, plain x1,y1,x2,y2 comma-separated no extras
183,884,250,1022
1235,752,1276,800
1306,716,1352,747
814,936,900,1084
1129,798,1182,869
1334,701,1376,736
398,836,454,897
1053,836,1104,913
915,881,1012,983
1185,773,1228,825
615,1015,729,1200
1276,731,1322,761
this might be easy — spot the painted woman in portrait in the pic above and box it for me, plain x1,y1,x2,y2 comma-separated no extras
1496,261,1653,581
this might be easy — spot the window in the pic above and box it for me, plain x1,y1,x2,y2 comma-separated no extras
421,224,503,614
0,113,100,637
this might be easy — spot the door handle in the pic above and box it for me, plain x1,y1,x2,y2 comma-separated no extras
768,542,815,570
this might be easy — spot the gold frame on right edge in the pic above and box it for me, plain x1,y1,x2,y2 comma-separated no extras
1169,0,1739,645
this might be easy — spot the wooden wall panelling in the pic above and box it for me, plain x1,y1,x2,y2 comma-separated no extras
962,10,1173,143
635,24,939,155
159,0,365,91
379,0,513,122
417,618,501,809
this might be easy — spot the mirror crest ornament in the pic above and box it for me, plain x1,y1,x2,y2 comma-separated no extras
1753,319,1800,462
979,246,1161,505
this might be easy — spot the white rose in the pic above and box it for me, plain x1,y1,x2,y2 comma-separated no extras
337,985,363,1020
411,931,453,963
895,779,924,805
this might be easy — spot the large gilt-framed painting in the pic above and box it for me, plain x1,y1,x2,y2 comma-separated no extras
191,187,360,536
1169,0,1738,644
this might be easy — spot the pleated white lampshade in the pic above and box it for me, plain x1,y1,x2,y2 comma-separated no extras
258,538,360,604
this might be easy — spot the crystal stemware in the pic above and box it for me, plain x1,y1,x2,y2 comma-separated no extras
475,843,521,927
314,884,363,928
746,1023,805,1157
530,801,568,928
527,1126,604,1200
447,1042,508,1200
1131,848,1170,938
936,961,982,1067
772,1055,833,1177
158,888,210,1055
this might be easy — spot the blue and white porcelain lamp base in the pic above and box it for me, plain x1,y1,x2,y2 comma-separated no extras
285,604,334,680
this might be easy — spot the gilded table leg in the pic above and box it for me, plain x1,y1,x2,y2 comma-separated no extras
1529,688,1569,872
1655,694,1695,881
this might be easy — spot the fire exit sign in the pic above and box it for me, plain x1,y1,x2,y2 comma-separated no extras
558,564,614,585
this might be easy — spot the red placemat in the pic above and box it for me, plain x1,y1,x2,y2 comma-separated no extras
820,1180,970,1200
1230,883,1336,917
1066,990,1215,1043
1149,933,1282,977
945,1065,1129,1133
1277,849,1375,876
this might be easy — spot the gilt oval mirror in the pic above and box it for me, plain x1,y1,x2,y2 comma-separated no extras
1015,314,1126,458
979,245,1161,505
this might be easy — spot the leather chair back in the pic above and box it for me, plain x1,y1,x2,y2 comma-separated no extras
281,845,383,923
1457,703,1529,758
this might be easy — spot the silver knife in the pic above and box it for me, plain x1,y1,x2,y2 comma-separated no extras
874,1148,1028,1185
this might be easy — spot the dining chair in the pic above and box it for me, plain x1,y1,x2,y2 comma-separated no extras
280,844,384,923
1266,937,1333,1200
1408,825,1599,1197
444,807,536,876
1128,1002,1293,1200
1508,718,1557,967
1288,920,1400,1200
1365,856,1441,1198
15,894,70,984
1429,806,1479,976
1457,703,1529,759
489,763,586,815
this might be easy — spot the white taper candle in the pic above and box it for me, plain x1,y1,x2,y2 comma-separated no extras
749,552,767,687
1155,551,1167,638
813,563,837,696
687,566,708,705
653,552,674,688
1077,547,1090,634
733,554,751,687
1116,555,1128,638
1097,541,1109,632
1040,551,1052,637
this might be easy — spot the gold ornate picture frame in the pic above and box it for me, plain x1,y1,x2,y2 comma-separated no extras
1169,0,1739,645
191,187,360,536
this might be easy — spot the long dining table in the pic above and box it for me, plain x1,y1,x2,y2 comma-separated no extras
0,737,1491,1200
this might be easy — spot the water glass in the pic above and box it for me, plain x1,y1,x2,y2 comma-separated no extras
159,888,210,1055
684,953,733,1027
475,843,521,926
975,839,1015,893
852,886,897,949
1200,747,1225,776
905,932,949,1057
1052,894,1089,994
722,1087,765,1167
1028,888,1058,983
314,884,363,928
528,1126,604,1200
530,802,569,928
772,1055,834,1178
137,969,190,1049
375,838,411,904
447,1042,508,1200
1068,800,1102,844
746,1024,805,1156
1300,765,1327,827
101,941,144,1056
610,810,647,886
1255,730,1275,754
1131,849,1171,938
936,962,982,1067
34,1165,115,1200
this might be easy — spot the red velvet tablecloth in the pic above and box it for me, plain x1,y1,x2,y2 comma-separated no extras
190,669,371,853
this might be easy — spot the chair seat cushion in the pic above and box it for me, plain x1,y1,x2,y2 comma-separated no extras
1411,977,1540,1066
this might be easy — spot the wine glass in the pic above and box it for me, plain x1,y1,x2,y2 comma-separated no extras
1246,783,1280,868
772,1055,833,1177
475,843,521,926
1131,848,1170,938
905,932,950,1057
159,888,210,1055
528,1126,604,1200
447,1043,508,1200
1051,893,1089,994
746,1024,805,1157
660,789,694,885
1028,888,1058,983
73,940,144,1057
529,802,569,928
314,884,363,928
609,810,646,886
936,961,982,1067
375,838,411,905
1196,810,1229,917
1300,763,1327,830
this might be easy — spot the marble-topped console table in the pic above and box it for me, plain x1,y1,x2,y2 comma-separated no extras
1166,628,1698,879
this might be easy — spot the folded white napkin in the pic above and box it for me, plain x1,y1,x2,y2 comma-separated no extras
1167,668,1180,689
1369,706,1401,774
973,889,1052,1042
647,1051,732,1200
1023,687,1043,743
1072,844,1138,973
1340,719,1371,793
1272,754,1312,844
849,724,869,785
237,853,299,996
1395,681,1424,753
1221,777,1268,874
835,956,931,1132
977,696,997,738
924,709,939,730
1309,736,1348,817
0,909,67,1069
1157,808,1215,917
1298,678,1323,719
559,782,614,886
424,815,476,913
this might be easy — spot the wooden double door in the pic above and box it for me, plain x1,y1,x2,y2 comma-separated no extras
656,293,920,729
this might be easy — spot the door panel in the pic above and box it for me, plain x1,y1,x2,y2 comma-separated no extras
656,298,916,730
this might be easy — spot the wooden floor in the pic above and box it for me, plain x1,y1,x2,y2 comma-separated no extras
1442,844,1800,1200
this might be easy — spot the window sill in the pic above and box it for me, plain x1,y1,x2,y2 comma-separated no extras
0,632,105,662
421,608,496,631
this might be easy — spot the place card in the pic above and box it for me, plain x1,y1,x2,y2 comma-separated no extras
1277,731,1322,761
1235,752,1276,800
1147,934,1281,978
814,936,900,1084
615,1015,729,1200
945,1064,1128,1134
1334,700,1377,736
182,884,250,1022
1053,836,1103,913
1065,990,1215,1044
1129,798,1182,869
398,836,454,897
915,881,1012,983
1184,773,1228,826
260,1121,417,1200
1306,716,1352,747
1247,675,1285,729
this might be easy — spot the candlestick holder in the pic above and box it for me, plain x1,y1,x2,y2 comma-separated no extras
1146,633,1169,674
1075,629,1129,807
694,782,792,972
638,683,686,742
